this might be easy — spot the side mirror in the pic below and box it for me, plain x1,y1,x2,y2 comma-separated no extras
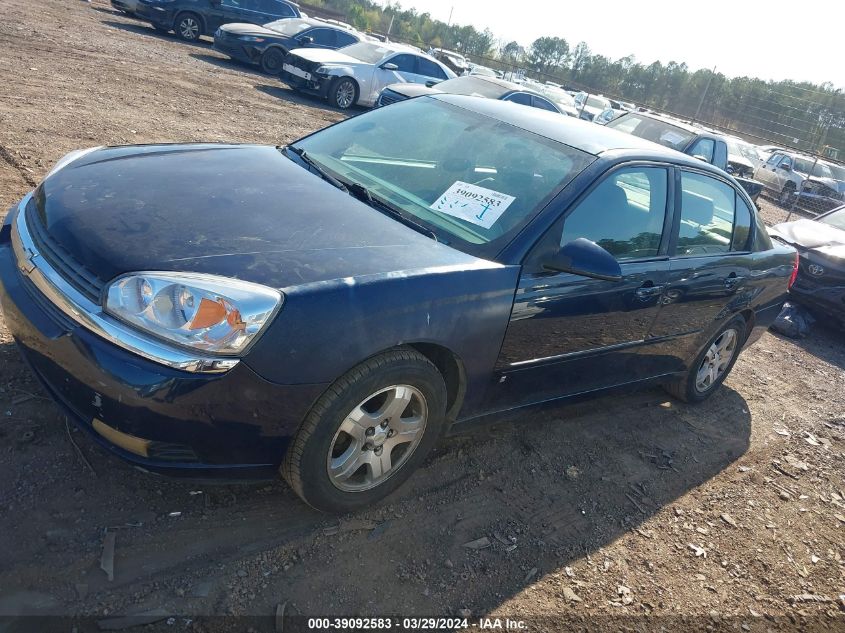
298,35,314,45
692,154,709,162
780,163,792,171
425,79,438,87
542,238,622,281
381,62,398,71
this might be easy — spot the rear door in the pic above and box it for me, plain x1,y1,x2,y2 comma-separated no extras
492,164,674,409
248,0,295,23
647,168,754,368
209,0,251,32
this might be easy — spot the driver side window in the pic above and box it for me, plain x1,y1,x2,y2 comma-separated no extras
559,167,668,260
388,54,417,73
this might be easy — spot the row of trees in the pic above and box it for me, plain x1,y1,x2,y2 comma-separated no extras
304,0,844,157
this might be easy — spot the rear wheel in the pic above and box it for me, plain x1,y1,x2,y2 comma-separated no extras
282,349,447,513
663,316,746,403
174,12,202,41
328,77,358,110
260,47,286,75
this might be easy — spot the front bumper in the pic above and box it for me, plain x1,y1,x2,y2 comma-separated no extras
0,202,327,479
280,66,331,97
789,275,845,321
135,3,174,28
213,33,257,64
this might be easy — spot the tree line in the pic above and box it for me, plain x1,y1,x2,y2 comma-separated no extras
304,0,844,158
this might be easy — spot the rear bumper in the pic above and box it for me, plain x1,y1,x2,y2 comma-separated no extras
0,205,327,479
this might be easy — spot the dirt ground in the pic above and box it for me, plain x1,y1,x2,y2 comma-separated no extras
0,1,843,631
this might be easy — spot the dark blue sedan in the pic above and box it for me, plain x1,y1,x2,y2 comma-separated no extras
0,96,796,512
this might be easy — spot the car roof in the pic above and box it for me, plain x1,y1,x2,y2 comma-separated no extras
429,94,719,161
297,17,359,31
446,75,538,95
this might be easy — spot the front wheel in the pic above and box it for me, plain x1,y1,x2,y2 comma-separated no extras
260,47,286,75
282,349,447,513
328,77,358,110
663,316,746,403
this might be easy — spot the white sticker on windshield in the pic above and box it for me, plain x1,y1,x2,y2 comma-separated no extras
430,181,516,229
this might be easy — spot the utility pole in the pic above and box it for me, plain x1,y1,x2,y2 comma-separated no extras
447,6,454,26
693,66,716,124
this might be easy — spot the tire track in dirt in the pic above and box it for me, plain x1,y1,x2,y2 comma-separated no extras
0,144,37,188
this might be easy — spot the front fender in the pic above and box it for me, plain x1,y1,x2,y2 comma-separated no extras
243,264,521,419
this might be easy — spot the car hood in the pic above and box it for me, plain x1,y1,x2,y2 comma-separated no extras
29,144,489,289
728,155,754,169
288,47,365,65
219,23,279,37
386,82,441,98
770,218,845,260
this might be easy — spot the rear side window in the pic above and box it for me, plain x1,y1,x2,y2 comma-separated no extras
532,96,559,112
504,92,533,106
732,193,752,251
560,167,668,260
335,31,358,48
678,171,749,255
417,58,448,80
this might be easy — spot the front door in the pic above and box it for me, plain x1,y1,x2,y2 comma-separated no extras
492,165,673,409
209,0,250,32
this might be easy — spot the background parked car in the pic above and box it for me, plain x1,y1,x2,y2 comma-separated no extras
137,0,301,42
725,137,762,178
574,92,612,121
429,48,470,75
754,151,843,212
466,64,499,78
770,204,845,325
376,75,562,114
281,41,455,109
540,85,580,117
605,111,764,202
823,161,845,196
214,17,363,75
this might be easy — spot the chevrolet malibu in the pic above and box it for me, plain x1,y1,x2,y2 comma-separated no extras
0,96,796,512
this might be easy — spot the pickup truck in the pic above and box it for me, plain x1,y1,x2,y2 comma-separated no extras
606,111,765,202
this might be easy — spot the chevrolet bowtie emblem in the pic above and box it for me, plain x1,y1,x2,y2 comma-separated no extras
18,247,37,275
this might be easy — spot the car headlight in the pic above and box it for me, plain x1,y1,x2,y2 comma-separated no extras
239,36,266,42
105,272,282,355
45,147,103,180
314,66,333,74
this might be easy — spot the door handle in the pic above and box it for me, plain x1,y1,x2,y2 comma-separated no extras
724,274,744,288
635,284,664,299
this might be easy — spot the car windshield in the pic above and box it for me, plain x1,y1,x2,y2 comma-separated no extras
820,207,845,231
290,98,594,255
793,158,833,179
606,114,696,151
264,18,312,35
432,77,507,98
339,42,396,63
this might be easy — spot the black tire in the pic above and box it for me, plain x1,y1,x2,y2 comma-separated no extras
328,77,358,110
777,183,796,207
282,348,447,513
663,316,747,403
259,47,287,75
174,12,203,42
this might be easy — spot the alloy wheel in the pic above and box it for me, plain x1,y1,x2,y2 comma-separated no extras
695,328,738,393
179,17,199,40
335,81,355,109
327,384,428,492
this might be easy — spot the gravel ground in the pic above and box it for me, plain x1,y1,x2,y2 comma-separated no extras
0,2,843,631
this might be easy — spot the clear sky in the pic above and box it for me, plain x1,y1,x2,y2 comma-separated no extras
396,0,844,87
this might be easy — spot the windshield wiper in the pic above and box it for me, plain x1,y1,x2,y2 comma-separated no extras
345,182,438,242
284,146,348,192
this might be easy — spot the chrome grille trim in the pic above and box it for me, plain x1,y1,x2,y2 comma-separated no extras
11,193,239,374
